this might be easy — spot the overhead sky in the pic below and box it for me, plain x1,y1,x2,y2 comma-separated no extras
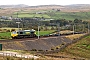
0,0,90,6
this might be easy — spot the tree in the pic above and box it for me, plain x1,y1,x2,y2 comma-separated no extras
74,18,82,23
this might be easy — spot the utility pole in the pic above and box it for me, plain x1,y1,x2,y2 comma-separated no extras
57,23,60,36
83,24,84,32
73,24,75,35
88,23,89,33
59,23,60,36
38,25,40,39
16,22,20,30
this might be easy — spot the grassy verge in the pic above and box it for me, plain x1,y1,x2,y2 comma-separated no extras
59,35,90,59
0,32,11,39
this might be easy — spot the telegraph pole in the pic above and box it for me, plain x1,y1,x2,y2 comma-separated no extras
88,23,89,33
38,25,40,39
73,24,75,35
58,23,60,36
83,24,84,32
16,22,20,30
57,23,60,36
38,22,40,39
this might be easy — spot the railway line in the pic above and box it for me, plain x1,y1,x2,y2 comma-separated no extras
0,32,85,43
0,36,59,42
0,33,88,60
0,33,87,53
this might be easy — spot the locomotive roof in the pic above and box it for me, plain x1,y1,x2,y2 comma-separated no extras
16,29,35,32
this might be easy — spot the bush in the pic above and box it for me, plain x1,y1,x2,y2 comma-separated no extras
38,50,43,51
56,47,59,49
11,29,15,32
31,49,37,51
6,30,10,32
51,48,54,50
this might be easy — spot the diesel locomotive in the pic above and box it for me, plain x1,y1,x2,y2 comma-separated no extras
11,29,37,39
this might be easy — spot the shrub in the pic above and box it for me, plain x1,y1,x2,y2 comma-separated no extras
31,49,37,51
11,29,15,32
38,50,43,51
6,30,10,32
51,48,54,50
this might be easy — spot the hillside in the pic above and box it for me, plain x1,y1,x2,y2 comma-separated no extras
0,4,29,8
0,4,90,12
51,35,90,59
0,4,90,20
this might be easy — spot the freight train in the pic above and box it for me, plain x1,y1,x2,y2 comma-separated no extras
11,29,37,39
11,29,84,39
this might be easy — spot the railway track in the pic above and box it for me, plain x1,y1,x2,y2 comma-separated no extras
0,38,38,42
0,33,85,43
0,36,59,42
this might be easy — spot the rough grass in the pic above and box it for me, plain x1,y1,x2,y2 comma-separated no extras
65,34,86,40
0,32,11,39
61,35,90,59
46,34,90,60
13,11,90,20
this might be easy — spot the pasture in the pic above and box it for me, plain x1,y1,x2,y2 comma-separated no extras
12,11,90,20
0,30,55,39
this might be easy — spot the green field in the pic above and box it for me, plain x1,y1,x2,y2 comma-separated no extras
36,30,55,36
0,30,55,39
13,11,90,20
0,32,11,39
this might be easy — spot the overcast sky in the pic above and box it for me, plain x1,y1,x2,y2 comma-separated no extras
0,0,90,6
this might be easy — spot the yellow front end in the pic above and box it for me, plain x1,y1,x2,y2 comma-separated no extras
11,31,18,38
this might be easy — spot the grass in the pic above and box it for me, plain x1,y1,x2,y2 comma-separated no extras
65,34,85,40
0,32,11,39
36,30,55,36
60,35,90,59
0,30,55,39
13,11,90,20
13,12,51,18
49,34,90,60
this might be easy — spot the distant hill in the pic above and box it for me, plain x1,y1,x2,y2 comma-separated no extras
0,4,90,9
65,4,90,9
0,4,90,16
0,4,29,8
28,4,90,12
